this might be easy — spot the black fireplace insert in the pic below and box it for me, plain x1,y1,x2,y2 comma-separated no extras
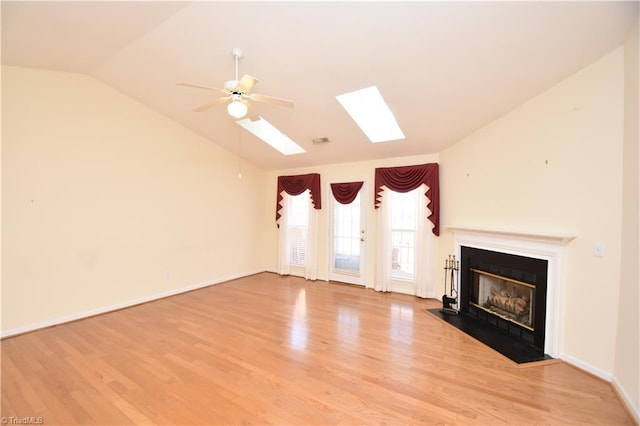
460,246,548,352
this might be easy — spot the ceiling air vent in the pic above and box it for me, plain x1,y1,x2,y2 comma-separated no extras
312,137,330,145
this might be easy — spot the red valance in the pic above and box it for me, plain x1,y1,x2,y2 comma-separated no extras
330,181,364,205
374,163,440,236
276,173,322,224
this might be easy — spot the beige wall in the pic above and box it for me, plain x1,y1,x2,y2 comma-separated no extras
262,154,439,291
2,66,266,334
615,15,640,417
439,48,625,376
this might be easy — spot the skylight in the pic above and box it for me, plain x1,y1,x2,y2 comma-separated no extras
336,86,405,143
237,117,306,156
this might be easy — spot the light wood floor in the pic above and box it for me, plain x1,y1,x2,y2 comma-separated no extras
1,273,633,425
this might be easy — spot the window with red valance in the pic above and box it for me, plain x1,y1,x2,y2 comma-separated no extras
374,163,440,236
275,173,321,224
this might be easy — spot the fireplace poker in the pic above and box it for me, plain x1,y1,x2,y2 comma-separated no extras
441,255,459,315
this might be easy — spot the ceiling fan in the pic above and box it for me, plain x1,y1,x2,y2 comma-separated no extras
177,48,294,119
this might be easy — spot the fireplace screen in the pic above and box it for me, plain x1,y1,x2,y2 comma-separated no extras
470,269,535,330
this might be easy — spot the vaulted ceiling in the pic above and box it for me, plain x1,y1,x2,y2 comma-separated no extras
2,1,638,170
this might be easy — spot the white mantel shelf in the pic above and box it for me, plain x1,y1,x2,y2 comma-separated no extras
445,226,576,246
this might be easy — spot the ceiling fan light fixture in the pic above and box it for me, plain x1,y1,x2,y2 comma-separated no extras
227,99,248,118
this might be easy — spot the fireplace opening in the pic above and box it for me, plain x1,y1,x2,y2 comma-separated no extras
461,246,548,352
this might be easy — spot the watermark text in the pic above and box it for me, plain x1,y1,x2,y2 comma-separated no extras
1,417,45,425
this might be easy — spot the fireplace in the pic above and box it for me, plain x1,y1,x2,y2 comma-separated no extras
460,246,548,352
449,226,574,358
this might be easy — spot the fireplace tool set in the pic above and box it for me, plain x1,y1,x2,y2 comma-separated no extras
441,254,460,315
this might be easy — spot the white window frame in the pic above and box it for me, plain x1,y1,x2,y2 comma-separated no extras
389,188,420,281
288,192,309,267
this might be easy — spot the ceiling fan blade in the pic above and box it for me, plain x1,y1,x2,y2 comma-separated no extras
177,82,227,93
193,96,230,112
236,75,258,93
248,93,294,108
243,103,260,122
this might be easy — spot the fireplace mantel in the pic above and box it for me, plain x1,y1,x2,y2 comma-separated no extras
447,226,575,358
446,226,576,246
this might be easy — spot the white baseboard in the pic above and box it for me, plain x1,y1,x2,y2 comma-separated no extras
559,352,613,381
533,353,639,422
1,269,265,339
612,375,640,423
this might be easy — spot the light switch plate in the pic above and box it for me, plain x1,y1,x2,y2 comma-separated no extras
593,242,605,257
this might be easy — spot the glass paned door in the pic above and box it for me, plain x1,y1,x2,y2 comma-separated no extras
329,185,367,285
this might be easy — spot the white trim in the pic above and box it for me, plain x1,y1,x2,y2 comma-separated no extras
447,226,576,245
612,375,640,423
448,226,575,358
560,353,613,381
1,269,264,339
561,354,639,422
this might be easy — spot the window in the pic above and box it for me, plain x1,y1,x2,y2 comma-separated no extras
336,86,405,143
288,191,310,266
389,188,420,279
237,117,305,155
333,192,361,273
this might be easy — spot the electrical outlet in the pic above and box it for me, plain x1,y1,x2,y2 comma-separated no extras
165,272,171,281
593,242,605,257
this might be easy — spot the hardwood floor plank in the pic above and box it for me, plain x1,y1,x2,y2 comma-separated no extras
1,273,634,425
1,353,44,417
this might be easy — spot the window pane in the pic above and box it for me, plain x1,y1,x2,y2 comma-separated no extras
289,192,309,266
390,189,419,279
333,192,360,272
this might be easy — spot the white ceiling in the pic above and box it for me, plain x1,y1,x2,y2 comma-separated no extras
2,1,638,170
